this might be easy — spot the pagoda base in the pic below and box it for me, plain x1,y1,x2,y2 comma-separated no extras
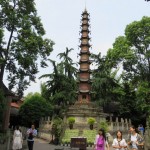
64,101,109,129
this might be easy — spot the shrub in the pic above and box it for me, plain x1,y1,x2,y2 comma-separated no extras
99,121,109,132
67,117,75,125
87,117,96,125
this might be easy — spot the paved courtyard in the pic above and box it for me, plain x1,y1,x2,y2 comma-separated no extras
23,138,94,150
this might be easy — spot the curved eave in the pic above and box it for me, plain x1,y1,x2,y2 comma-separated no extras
79,43,91,47
79,51,91,55
80,36,90,40
81,12,90,16
80,24,90,27
79,90,90,93
78,61,91,64
80,29,90,33
77,80,92,84
81,18,90,21
78,69,92,73
80,78,89,82
81,22,90,26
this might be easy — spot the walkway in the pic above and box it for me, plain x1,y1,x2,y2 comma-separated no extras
23,138,94,150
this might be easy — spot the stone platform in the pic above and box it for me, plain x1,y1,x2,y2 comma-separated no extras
64,101,109,128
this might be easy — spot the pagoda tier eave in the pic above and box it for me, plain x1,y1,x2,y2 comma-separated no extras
76,91,93,94
80,24,90,27
79,52,91,55
78,61,91,64
81,22,90,26
81,12,90,16
79,36,91,40
79,44,91,47
79,90,90,93
81,17,90,21
77,69,92,73
77,78,91,82
80,30,90,33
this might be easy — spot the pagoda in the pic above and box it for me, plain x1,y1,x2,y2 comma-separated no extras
64,9,108,127
77,9,92,103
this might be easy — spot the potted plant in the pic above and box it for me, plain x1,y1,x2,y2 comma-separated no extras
52,117,62,145
87,117,96,130
99,121,109,133
67,117,75,129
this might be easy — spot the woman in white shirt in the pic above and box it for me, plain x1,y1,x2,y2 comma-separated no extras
12,126,23,150
112,130,127,150
128,125,144,150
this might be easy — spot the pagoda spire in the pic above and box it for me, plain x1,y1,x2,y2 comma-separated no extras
77,9,92,103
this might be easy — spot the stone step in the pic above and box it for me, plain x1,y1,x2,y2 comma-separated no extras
78,130,83,136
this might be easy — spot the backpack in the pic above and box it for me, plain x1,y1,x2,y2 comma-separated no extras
97,137,104,147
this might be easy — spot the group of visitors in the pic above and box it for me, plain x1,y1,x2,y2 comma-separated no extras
12,124,37,150
12,124,144,150
93,125,144,150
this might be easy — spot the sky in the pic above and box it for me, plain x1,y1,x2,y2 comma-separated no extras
21,0,150,95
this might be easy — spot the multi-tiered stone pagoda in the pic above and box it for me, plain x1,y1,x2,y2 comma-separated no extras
77,9,92,103
65,9,108,127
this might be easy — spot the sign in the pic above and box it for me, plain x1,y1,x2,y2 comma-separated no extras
70,137,87,150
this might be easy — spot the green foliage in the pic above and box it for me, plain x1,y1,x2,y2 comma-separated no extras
53,116,63,126
82,130,97,144
0,0,54,96
52,116,63,138
99,121,109,133
87,117,96,125
67,117,75,125
19,92,52,127
40,48,77,116
91,52,120,107
61,129,79,144
105,16,150,124
136,81,150,113
61,129,97,144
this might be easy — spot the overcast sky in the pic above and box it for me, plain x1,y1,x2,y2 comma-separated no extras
23,0,150,95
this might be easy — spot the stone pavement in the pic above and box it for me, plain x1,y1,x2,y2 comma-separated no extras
23,138,93,150
23,138,113,150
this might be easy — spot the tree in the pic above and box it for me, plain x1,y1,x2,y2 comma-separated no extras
91,53,119,106
40,48,77,116
0,0,54,96
40,59,77,116
19,92,52,127
107,16,150,124
0,90,6,129
57,47,77,78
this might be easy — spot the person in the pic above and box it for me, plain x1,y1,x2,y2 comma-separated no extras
12,125,23,150
27,124,37,150
128,125,144,150
138,125,144,136
93,128,110,150
112,130,127,150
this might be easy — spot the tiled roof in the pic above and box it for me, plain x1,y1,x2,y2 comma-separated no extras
11,102,20,108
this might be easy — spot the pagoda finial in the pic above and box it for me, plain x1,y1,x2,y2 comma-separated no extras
84,0,87,12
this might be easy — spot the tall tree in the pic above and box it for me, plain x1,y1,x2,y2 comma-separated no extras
91,53,119,106
0,0,54,96
107,16,150,123
40,48,77,116
57,47,77,78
